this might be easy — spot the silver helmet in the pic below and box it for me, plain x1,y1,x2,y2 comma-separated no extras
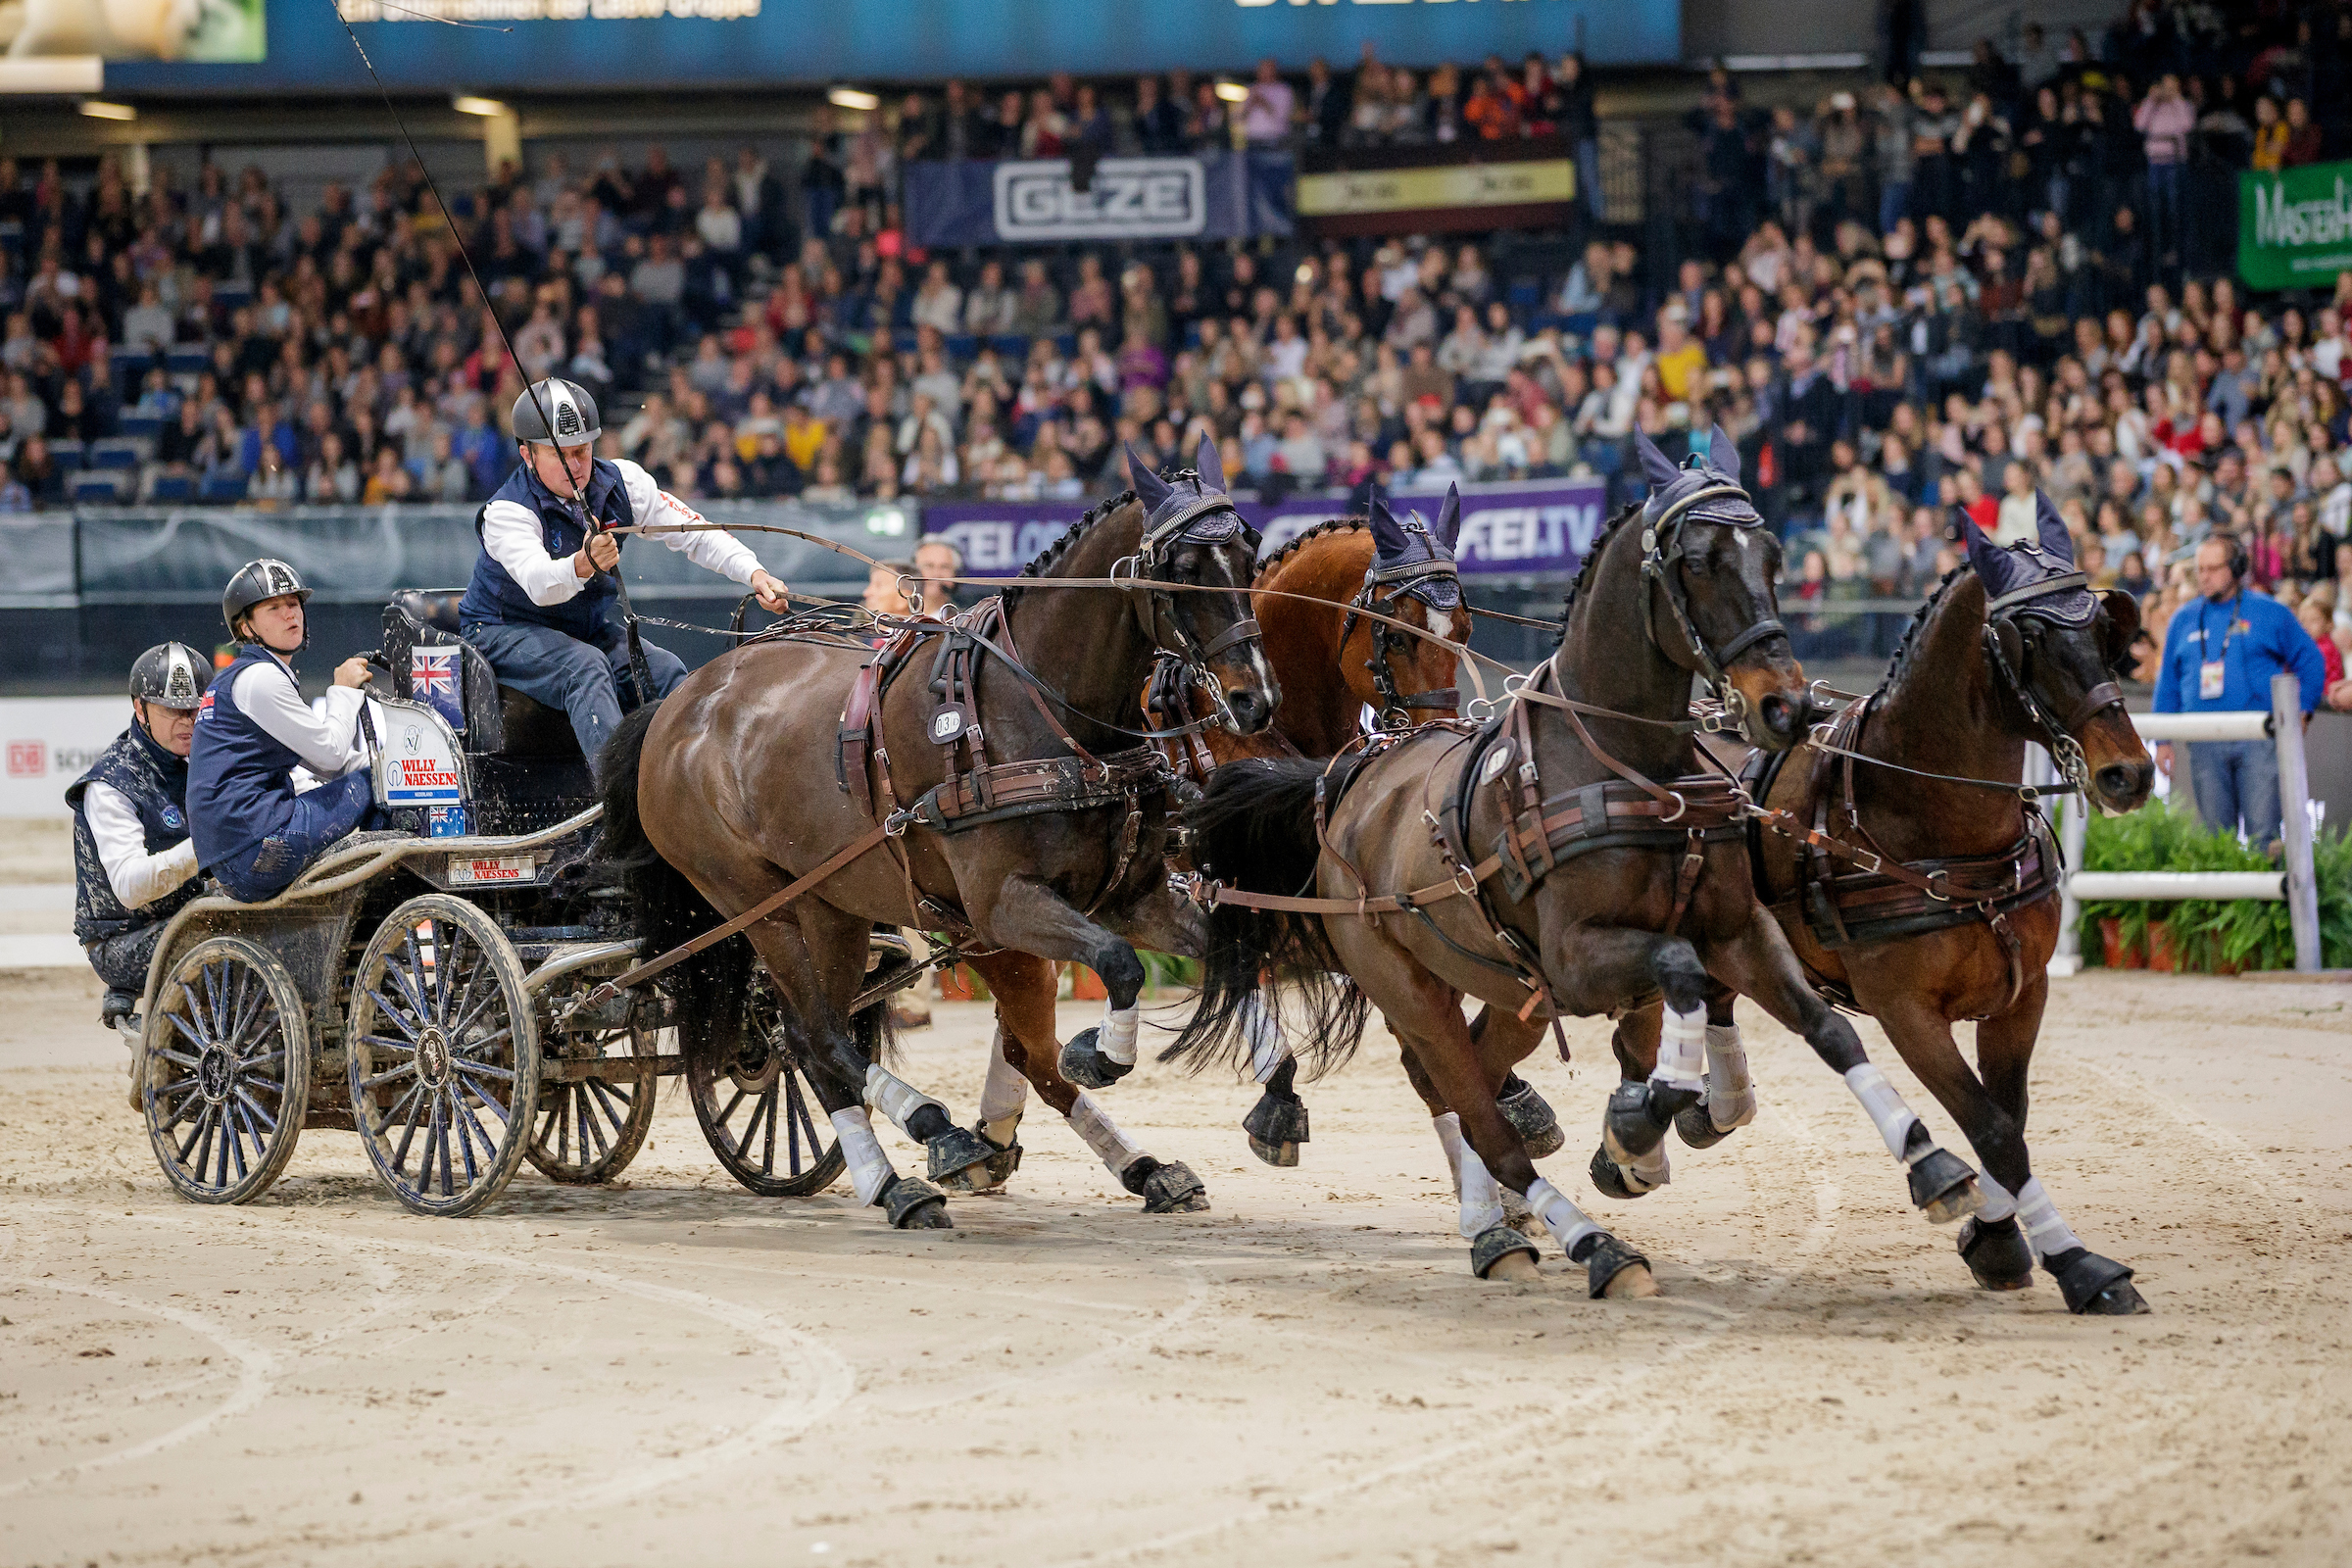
511,377,601,449
129,642,212,710
221,558,312,640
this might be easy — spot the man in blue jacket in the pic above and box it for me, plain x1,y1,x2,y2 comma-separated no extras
2151,532,2326,847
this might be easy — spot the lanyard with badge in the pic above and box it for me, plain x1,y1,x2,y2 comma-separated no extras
2197,597,2247,702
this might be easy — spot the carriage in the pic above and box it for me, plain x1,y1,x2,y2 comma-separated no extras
124,591,882,1217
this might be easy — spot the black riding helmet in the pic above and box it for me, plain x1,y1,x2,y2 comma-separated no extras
221,558,314,648
511,377,601,449
129,641,211,710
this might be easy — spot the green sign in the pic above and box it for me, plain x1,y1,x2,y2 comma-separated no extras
2239,161,2352,291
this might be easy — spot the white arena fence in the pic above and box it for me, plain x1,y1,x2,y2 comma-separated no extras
2052,673,2326,975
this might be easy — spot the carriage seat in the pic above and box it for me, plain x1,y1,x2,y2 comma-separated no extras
382,591,583,763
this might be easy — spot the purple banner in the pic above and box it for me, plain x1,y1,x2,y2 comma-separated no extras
922,476,1608,580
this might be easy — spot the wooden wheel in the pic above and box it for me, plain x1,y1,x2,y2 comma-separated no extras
526,1016,658,1185
142,935,311,1205
684,969,848,1198
346,895,541,1218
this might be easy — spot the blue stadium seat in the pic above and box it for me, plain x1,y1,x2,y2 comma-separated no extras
88,439,144,470
71,470,127,503
945,333,977,363
1507,280,1544,315
165,349,209,377
148,472,196,503
118,414,167,441
112,347,155,384
893,329,919,354
200,470,250,503
212,282,253,311
47,439,83,471
1053,334,1077,360
990,334,1031,361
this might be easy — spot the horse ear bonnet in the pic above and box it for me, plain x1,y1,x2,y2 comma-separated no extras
1960,493,2096,626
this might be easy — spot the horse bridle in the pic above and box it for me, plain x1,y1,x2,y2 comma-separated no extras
1638,481,1790,732
1112,481,1266,732
1344,551,1463,731
1980,570,2124,795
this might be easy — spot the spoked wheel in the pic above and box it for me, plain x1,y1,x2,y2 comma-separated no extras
142,936,312,1205
346,895,541,1218
684,971,848,1198
526,1015,658,1185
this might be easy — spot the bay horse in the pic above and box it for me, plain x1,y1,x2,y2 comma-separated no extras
1607,494,2156,1313
599,440,1276,1229
1172,431,1986,1295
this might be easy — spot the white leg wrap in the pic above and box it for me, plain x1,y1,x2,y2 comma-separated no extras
1652,1004,1707,1091
1067,1091,1144,1175
1242,991,1291,1084
1523,1177,1602,1258
1703,1022,1756,1129
1432,1111,1466,1200
1098,1000,1141,1067
1974,1173,2019,1224
2015,1177,2083,1261
1843,1063,1924,1162
829,1106,896,1203
977,1027,1031,1125
1455,1140,1506,1240
862,1064,948,1139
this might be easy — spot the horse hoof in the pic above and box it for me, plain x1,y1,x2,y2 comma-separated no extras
1578,1235,1656,1299
1242,1088,1309,1166
924,1125,997,1186
879,1175,953,1230
1588,1145,1656,1201
1471,1224,1542,1281
1674,1101,1735,1151
935,1125,1021,1193
1123,1156,1210,1214
1907,1148,1983,1225
2046,1248,2149,1315
1957,1215,2035,1291
1058,1027,1132,1090
1497,1078,1565,1160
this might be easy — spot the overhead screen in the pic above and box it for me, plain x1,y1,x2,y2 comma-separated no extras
100,0,1679,93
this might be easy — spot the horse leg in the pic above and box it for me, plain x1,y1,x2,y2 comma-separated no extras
923,952,1039,1195
1616,987,1758,1153
966,948,1208,1214
741,904,955,1230
1396,1025,1535,1231
968,874,1149,1092
1702,905,1983,1227
1971,975,2147,1314
1559,936,1711,1203
1471,1005,1566,1159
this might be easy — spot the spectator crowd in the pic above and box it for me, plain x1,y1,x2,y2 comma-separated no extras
0,0,2346,703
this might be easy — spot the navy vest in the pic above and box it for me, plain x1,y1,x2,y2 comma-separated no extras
187,647,310,868
459,458,634,641
67,722,198,943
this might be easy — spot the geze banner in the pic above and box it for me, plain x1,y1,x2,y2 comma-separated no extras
922,476,1606,579
904,153,1294,250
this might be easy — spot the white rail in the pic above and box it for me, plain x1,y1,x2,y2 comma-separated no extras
2054,674,2321,974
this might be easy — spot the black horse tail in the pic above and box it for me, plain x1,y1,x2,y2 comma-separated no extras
1160,756,1369,1081
594,701,754,1064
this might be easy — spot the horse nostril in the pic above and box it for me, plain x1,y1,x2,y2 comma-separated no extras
2097,762,2150,801
1757,693,1794,737
1226,689,1268,732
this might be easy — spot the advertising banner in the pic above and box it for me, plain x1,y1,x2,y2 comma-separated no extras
7,0,263,63
0,697,132,818
1298,144,1576,237
923,476,1606,581
905,154,1293,250
2238,161,2352,292
109,0,1677,93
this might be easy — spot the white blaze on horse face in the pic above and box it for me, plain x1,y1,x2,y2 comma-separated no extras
1068,1091,1144,1174
1098,1000,1141,1067
1523,1177,1603,1258
829,1106,896,1203
1843,1062,1926,1162
2014,1177,2084,1260
1703,1021,1757,1131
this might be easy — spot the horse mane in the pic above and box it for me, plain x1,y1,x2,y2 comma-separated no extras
1552,499,1642,648
1874,563,1973,705
1001,487,1139,610
1251,515,1368,587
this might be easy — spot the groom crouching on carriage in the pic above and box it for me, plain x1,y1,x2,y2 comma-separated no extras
458,378,792,774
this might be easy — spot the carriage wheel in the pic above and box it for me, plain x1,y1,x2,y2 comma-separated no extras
684,970,848,1198
526,1016,658,1185
346,895,541,1218
141,935,312,1205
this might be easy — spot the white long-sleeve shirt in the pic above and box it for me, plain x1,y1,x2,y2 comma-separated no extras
83,782,200,909
478,459,764,608
231,655,368,779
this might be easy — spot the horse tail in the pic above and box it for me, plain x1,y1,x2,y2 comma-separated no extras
1159,756,1369,1081
594,701,755,1064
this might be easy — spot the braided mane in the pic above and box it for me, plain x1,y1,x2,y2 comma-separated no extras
1875,563,1971,702
1251,515,1368,587
1551,499,1642,648
1001,487,1139,610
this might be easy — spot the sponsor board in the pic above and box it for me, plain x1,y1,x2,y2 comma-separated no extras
448,855,535,885
0,697,135,818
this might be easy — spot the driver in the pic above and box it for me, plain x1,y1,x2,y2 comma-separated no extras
458,378,791,772
189,559,384,904
67,643,212,1001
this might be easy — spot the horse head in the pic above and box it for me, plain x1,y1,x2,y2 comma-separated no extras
1353,481,1468,725
1961,493,2154,813
1125,439,1280,736
1631,425,1808,751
